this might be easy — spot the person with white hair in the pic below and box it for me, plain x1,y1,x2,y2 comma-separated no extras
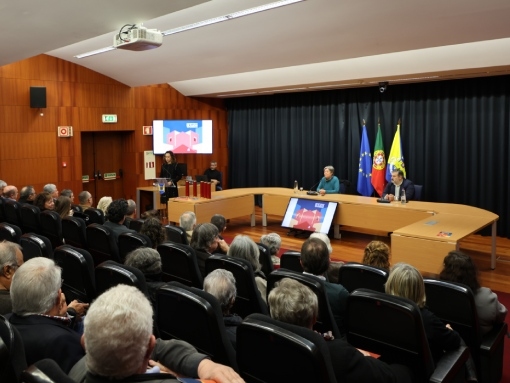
9,257,88,373
69,284,244,383
0,180,6,195
43,183,59,200
260,232,281,265
180,211,197,244
0,241,24,315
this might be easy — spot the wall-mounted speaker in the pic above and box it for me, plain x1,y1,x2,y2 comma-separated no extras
30,86,46,108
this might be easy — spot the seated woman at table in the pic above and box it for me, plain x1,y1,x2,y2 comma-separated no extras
190,223,220,278
362,240,391,270
317,165,340,195
439,250,507,335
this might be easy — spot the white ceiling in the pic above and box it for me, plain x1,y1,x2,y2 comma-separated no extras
3,0,510,97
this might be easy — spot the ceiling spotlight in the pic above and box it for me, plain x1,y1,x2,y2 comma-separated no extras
379,81,388,93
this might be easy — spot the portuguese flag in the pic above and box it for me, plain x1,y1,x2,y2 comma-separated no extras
371,123,387,197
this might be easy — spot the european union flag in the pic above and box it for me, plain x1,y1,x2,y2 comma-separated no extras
357,125,374,197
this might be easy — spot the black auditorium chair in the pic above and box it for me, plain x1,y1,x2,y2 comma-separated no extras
86,223,120,266
73,211,90,225
156,282,238,370
164,224,188,245
71,204,82,213
61,216,87,249
206,255,268,318
19,233,54,260
3,199,22,227
0,197,5,223
157,242,203,288
280,251,303,273
39,210,64,249
83,207,105,225
267,268,341,339
118,232,152,261
424,278,508,383
237,313,337,383
54,245,96,304
346,289,469,383
414,185,424,201
95,260,149,298
0,222,22,243
0,314,27,383
20,204,41,234
127,218,145,233
21,358,76,383
256,242,274,277
337,262,389,293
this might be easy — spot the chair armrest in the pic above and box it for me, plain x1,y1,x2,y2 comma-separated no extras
480,321,507,354
429,346,469,383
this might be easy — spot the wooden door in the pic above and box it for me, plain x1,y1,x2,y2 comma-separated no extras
81,132,127,203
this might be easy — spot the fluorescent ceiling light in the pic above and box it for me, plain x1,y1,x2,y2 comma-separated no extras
74,46,116,59
162,0,305,36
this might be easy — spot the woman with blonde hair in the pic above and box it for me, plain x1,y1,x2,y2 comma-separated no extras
96,196,113,215
362,240,390,269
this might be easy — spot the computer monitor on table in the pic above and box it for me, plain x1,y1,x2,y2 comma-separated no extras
281,197,338,234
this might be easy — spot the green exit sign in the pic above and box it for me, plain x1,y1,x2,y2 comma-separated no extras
102,114,117,123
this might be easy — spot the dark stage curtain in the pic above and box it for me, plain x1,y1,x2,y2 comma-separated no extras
226,75,510,238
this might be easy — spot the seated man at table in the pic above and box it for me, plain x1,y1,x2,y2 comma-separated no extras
317,165,340,195
204,161,223,191
268,278,413,383
383,169,415,201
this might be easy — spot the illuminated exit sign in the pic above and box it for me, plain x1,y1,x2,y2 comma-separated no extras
102,114,117,123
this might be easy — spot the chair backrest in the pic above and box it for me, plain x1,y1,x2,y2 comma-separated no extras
20,204,41,234
3,200,22,227
85,223,120,266
127,218,145,233
21,358,76,383
337,262,388,293
237,313,337,383
156,282,238,370
0,314,27,382
71,204,82,213
0,223,22,244
205,255,268,318
95,260,149,298
339,179,352,194
0,198,5,223
39,210,64,249
72,211,90,225
61,216,87,249
267,268,341,339
256,242,274,276
424,278,507,383
83,208,105,225
118,232,152,261
346,289,435,381
164,224,188,245
157,242,203,288
54,245,96,303
19,233,54,260
414,184,423,201
280,251,303,272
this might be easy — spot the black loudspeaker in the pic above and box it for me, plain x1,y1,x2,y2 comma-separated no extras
30,86,46,108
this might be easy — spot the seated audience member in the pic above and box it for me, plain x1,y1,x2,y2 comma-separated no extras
382,169,415,201
97,196,113,215
69,284,243,383
180,211,197,244
9,257,89,373
204,161,223,191
141,217,166,248
34,192,55,211
141,209,160,220
317,165,340,195
203,269,242,350
0,241,24,315
268,278,413,383
18,185,36,204
55,196,73,219
260,232,281,265
190,223,220,278
0,180,6,195
103,199,136,242
43,184,59,201
300,237,349,334
440,250,507,335
362,240,391,270
78,191,93,211
126,199,137,219
3,185,18,200
228,235,267,303
124,247,165,309
210,214,229,254
308,232,344,283
60,189,75,203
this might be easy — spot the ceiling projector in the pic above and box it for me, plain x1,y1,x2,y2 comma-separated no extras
114,25,163,51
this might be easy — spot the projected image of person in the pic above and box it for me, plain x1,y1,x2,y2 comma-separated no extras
160,151,182,186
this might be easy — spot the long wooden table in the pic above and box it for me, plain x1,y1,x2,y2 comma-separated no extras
137,186,498,275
